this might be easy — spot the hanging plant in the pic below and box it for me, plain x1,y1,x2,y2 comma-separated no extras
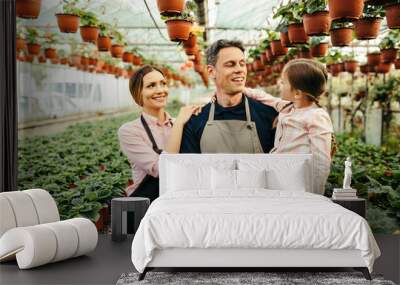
324,49,343,74
328,0,364,22
354,4,385,40
56,0,81,33
296,43,312,58
43,32,58,59
122,49,134,63
379,30,400,63
80,11,100,43
342,52,358,73
330,22,353,46
163,1,196,42
110,28,126,58
26,27,41,55
303,0,330,36
385,2,400,29
97,22,112,52
310,36,329,57
16,0,41,19
157,0,185,16
367,51,382,66
183,33,197,48
16,24,27,52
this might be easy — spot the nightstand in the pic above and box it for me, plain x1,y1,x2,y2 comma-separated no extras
331,198,366,218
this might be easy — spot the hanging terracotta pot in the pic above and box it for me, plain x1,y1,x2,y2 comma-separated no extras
303,11,331,36
16,0,41,19
111,44,124,58
166,19,192,42
56,14,80,33
51,58,59,65
25,54,34,63
16,38,27,52
80,26,99,43
385,3,400,29
252,59,263,71
287,23,309,44
122,52,134,63
330,27,353,46
260,53,268,66
344,60,358,73
97,36,112,52
310,43,329,57
27,43,41,55
89,57,97,66
375,62,391,73
331,62,344,74
298,49,312,59
280,32,293,47
60,58,68,65
183,33,197,48
381,48,398,63
81,56,89,66
38,55,46,63
156,0,185,16
184,45,199,55
393,58,400,69
132,55,142,66
265,48,275,63
360,64,371,75
367,52,382,66
270,40,288,56
328,0,364,21
44,48,57,59
354,18,381,40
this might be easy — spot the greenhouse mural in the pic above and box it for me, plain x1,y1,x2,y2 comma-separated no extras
14,0,400,237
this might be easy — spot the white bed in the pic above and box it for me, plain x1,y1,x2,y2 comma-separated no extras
131,154,380,280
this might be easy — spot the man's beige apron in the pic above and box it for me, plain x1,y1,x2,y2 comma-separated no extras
200,96,264,153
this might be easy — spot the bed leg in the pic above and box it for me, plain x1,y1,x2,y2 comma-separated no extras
354,267,371,280
138,268,148,281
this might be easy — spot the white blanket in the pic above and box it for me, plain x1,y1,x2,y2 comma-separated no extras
131,190,380,273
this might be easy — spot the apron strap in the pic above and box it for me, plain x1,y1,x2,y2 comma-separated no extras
140,115,163,155
208,95,251,123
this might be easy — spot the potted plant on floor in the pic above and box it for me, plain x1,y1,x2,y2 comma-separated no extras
97,22,112,52
157,0,185,16
43,32,58,60
385,1,400,29
379,30,400,63
342,52,359,73
164,1,196,42
303,0,331,36
56,0,81,33
26,27,41,56
328,0,364,22
330,21,354,46
80,10,100,43
354,4,385,40
310,36,329,57
16,0,41,19
110,28,126,58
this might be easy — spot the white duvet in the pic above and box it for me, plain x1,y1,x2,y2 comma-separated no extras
131,190,380,273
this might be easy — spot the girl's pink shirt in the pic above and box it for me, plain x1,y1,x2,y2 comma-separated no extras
245,88,334,194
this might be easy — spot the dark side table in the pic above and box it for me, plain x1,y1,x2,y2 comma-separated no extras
111,197,150,242
331,198,366,218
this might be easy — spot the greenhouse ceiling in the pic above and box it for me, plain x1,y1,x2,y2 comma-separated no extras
19,0,282,68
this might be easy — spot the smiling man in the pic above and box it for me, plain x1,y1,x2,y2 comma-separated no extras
180,39,278,153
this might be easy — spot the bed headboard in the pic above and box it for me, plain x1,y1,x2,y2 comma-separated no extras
159,154,313,196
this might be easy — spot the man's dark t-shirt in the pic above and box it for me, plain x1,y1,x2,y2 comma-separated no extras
180,95,278,153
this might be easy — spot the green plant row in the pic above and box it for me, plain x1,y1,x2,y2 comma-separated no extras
325,134,400,234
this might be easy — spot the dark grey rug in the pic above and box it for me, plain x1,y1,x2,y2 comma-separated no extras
116,271,396,285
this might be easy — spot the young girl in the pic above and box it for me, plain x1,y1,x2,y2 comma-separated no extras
245,58,335,195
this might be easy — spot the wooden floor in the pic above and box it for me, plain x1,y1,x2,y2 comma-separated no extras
0,234,398,285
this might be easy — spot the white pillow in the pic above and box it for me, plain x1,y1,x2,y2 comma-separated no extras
237,159,308,192
211,168,237,190
236,169,267,189
265,164,307,191
167,163,211,192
